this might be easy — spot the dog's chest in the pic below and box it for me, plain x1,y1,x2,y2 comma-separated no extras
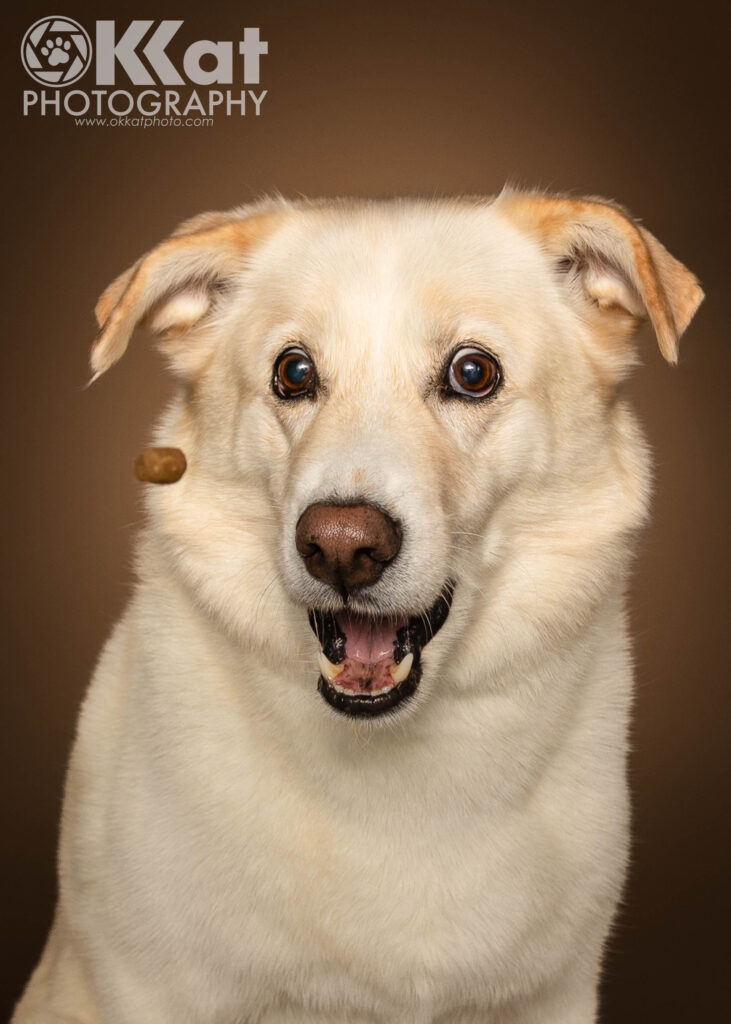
121,752,582,1016
82,619,627,1016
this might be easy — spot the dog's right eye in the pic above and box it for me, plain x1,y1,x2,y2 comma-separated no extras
273,347,317,399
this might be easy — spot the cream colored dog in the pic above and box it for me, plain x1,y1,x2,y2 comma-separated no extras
15,192,703,1023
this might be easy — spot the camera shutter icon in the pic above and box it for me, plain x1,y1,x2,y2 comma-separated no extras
22,16,92,87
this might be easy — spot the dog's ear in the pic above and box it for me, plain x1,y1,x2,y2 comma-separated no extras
90,209,281,382
498,192,704,363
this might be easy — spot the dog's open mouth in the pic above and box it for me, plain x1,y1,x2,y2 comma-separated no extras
308,582,454,717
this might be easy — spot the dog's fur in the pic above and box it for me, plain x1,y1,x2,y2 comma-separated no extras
15,192,703,1023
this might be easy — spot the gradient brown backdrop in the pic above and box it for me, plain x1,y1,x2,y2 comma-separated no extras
2,1,729,1018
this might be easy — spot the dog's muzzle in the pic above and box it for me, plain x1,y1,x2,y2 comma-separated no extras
296,500,453,717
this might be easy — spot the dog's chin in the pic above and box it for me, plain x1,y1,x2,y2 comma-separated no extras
308,581,455,718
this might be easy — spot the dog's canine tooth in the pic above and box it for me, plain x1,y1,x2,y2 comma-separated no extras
318,651,344,682
389,652,413,684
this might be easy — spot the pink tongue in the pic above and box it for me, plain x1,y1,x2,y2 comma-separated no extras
332,613,410,694
336,612,407,664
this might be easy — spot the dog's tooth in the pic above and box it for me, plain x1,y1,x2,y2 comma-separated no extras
389,652,413,684
318,651,344,683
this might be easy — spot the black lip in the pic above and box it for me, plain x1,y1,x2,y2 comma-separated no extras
308,581,455,718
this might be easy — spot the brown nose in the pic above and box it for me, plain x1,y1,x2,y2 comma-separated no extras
295,502,402,594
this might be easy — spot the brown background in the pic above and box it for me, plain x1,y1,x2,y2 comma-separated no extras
2,0,729,1018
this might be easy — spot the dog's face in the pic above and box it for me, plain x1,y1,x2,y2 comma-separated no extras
92,194,702,722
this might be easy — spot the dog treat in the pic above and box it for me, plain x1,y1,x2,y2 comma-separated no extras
134,447,187,484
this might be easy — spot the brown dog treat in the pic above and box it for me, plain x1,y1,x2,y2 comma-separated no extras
134,447,187,484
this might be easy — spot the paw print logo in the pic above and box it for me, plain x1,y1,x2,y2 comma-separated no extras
41,37,72,67
21,16,92,87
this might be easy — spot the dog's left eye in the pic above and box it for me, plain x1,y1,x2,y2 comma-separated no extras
273,347,317,399
446,346,502,399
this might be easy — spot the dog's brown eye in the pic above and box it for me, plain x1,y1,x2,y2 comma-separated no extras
446,347,501,399
273,347,317,399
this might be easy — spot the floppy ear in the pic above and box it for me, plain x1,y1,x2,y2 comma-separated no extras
90,208,281,381
498,192,704,363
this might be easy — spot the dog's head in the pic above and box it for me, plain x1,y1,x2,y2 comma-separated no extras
92,193,703,721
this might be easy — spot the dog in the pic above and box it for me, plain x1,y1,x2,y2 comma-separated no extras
14,191,703,1023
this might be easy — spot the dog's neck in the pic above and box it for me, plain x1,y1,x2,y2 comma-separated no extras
128,533,631,819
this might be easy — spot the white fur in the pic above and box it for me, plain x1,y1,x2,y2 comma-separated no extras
14,194,702,1023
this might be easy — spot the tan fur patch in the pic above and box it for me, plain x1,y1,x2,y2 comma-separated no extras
498,192,704,363
90,212,285,380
